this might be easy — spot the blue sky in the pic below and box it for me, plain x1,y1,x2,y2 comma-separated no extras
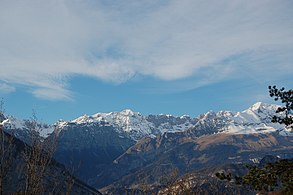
0,0,293,123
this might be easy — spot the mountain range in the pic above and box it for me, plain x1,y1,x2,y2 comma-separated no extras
1,102,293,194
2,102,291,140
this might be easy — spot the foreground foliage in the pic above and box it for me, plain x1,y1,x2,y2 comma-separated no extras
242,159,293,194
268,85,293,129
216,159,293,194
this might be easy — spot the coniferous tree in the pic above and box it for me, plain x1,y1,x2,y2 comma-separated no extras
268,85,293,129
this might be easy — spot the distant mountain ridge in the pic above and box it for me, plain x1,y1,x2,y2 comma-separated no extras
187,102,292,137
1,102,291,141
66,102,292,138
68,109,196,140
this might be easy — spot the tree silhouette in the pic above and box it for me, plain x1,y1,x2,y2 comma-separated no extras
268,85,293,129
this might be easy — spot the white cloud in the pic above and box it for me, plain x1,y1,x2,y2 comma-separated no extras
0,83,15,94
0,0,292,99
32,87,72,101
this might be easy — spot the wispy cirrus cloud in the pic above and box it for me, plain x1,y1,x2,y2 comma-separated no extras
0,83,15,94
0,0,292,100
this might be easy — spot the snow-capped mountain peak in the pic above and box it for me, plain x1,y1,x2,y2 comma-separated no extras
249,102,279,112
2,102,292,141
66,109,196,140
0,114,55,139
250,101,266,111
187,102,292,137
220,102,291,135
120,109,138,116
